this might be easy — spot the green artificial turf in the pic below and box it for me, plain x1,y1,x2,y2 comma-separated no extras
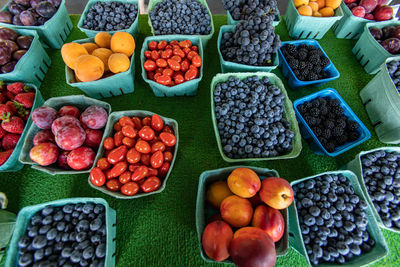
1,14,400,266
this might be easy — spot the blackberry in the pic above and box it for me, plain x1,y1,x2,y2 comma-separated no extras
305,115,317,126
298,50,308,60
310,107,320,117
348,131,360,141
314,65,322,74
311,99,320,107
347,121,359,131
336,118,347,129
335,134,348,146
329,98,340,107
298,44,308,50
321,57,330,68
321,128,332,139
324,120,335,129
288,58,300,70
299,61,307,70
333,127,344,137
313,126,322,137
325,142,336,152
286,44,297,55
307,72,319,81
318,137,327,146
309,54,320,65
332,106,344,116
320,106,328,116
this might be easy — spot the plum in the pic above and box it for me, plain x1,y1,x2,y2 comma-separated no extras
0,44,12,65
15,0,31,7
29,142,59,166
32,106,58,129
0,11,12,24
0,28,18,41
359,0,378,13
58,106,81,118
55,124,86,151
81,106,108,130
57,150,70,169
67,146,95,170
20,10,37,26
347,2,357,9
12,14,23,25
51,115,80,135
365,13,375,20
352,6,366,17
381,38,400,54
16,35,33,49
30,0,42,9
369,27,383,39
83,129,103,148
33,129,55,146
36,17,47,25
47,0,61,7
8,3,26,15
374,5,393,21
36,1,56,18
12,50,26,60
1,61,16,73
3,40,18,54
383,26,396,39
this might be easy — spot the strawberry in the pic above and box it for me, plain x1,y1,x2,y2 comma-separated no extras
0,126,6,139
0,81,5,91
14,92,35,108
1,113,24,134
0,93,5,104
5,101,17,114
0,149,13,165
13,101,28,120
6,82,31,95
0,104,13,119
2,133,20,150
5,91,15,101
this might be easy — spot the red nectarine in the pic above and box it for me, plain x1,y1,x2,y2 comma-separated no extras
252,205,285,242
202,220,233,262
259,177,294,210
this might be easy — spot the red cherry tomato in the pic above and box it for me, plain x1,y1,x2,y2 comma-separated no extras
90,167,106,187
119,171,132,184
184,68,198,81
164,151,173,162
161,49,173,59
150,151,164,169
160,132,177,146
106,179,122,191
142,117,151,126
156,58,168,68
191,45,198,52
144,51,152,58
192,55,202,68
105,169,113,179
179,40,192,48
165,44,172,49
173,48,185,58
157,40,167,50
131,166,149,181
139,126,155,141
147,167,158,177
148,41,158,50
107,145,128,164
187,51,198,61
103,137,114,150
127,148,141,164
147,71,155,81
155,67,164,75
154,73,162,80
171,55,182,63
169,81,175,87
141,153,150,165
174,74,185,85
110,161,127,178
114,132,123,146
122,125,137,138
144,60,157,71
159,162,170,178
129,163,140,172
162,68,174,76
180,59,190,72
132,117,142,130
167,59,180,71
135,140,151,154
121,182,139,196
122,137,135,148
156,74,172,86
183,47,191,55
113,122,122,132
163,125,174,134
119,116,134,127
151,114,164,132
151,50,160,60
141,176,162,193
97,157,111,170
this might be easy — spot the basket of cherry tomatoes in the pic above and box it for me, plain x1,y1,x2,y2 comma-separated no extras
88,110,178,199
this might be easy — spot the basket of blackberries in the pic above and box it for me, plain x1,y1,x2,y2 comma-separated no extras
289,170,388,266
278,40,340,89
77,0,139,38
293,88,371,157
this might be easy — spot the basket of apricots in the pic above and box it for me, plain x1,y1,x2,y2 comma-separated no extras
286,0,344,39
196,166,293,265
62,31,136,99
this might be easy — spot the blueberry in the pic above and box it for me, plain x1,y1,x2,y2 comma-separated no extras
61,247,73,258
18,235,31,249
304,215,316,226
309,206,320,217
95,243,106,258
70,249,81,263
83,246,94,260
63,205,74,214
46,228,57,241
41,206,54,216
32,235,47,249
18,253,33,267
77,220,90,232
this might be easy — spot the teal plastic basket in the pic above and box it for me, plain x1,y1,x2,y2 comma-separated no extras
196,166,289,264
4,197,116,267
77,0,139,38
89,110,179,199
19,95,111,175
210,72,302,162
332,2,399,39
285,0,343,39
0,83,43,172
66,37,135,99
0,0,72,49
217,25,279,73
0,29,50,88
147,0,215,48
140,35,204,97
344,147,400,234
360,57,400,144
352,21,400,74
289,170,388,267
227,10,281,27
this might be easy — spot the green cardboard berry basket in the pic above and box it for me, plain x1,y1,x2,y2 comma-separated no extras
0,29,51,88
217,25,279,73
77,0,140,38
65,37,135,99
5,197,116,267
210,72,302,162
226,10,281,27
19,95,112,175
344,147,400,234
288,170,388,267
196,166,289,264
352,21,400,74
285,0,343,39
147,0,214,48
332,2,399,40
0,210,16,262
0,0,72,49
0,83,43,172
140,35,203,97
360,57,400,144
88,110,178,199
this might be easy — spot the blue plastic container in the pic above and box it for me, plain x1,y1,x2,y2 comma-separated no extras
5,198,116,267
293,88,371,157
227,10,281,27
77,0,139,38
278,40,340,89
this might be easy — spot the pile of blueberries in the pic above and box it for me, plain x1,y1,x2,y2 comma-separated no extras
293,173,374,265
222,0,279,21
386,59,400,93
81,1,138,32
220,15,281,66
361,150,400,229
149,0,212,35
297,96,361,153
17,202,107,267
214,76,295,159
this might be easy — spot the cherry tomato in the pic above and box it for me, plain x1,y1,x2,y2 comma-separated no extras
127,148,141,164
173,48,185,58
105,169,113,179
172,44,180,49
121,182,139,196
104,149,111,157
144,50,152,58
170,40,178,45
167,59,180,71
192,55,202,68
151,50,160,60
160,132,177,146
107,145,128,164
129,163,140,172
142,117,151,126
150,151,164,169
187,51,198,61
156,74,172,86
165,44,172,49
147,167,158,177
155,67,164,74
122,125,137,138
180,59,189,72
106,179,122,191
156,58,167,68
141,153,150,165
159,162,170,178
144,59,157,71
113,122,122,132
114,131,124,146
122,137,136,148
179,40,192,48
103,137,115,150
119,116,134,127
96,157,111,170
139,126,155,141
162,68,174,76
174,74,185,85
137,179,146,192
131,166,149,181
135,140,151,154
90,167,106,187
141,176,162,193
148,41,158,50
169,81,175,87
151,114,164,132
154,73,162,80
191,45,198,52
164,151,173,162
157,40,167,50
110,161,127,178
183,47,191,55
161,49,173,59
132,117,142,130
171,55,182,63
163,125,174,134
184,68,198,81
147,71,155,81
119,171,132,184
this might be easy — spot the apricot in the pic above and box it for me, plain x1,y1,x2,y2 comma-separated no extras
108,53,130,74
294,0,309,7
61,43,88,70
308,1,319,11
227,167,261,198
82,42,99,54
92,48,113,72
110,31,135,57
220,195,253,228
252,205,285,242
297,5,313,16
74,55,104,82
206,181,233,208
319,7,335,17
94,32,111,48
316,0,325,9
201,220,233,262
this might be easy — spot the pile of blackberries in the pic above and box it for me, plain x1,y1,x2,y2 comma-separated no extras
361,150,400,229
297,96,361,153
149,0,212,35
387,59,400,93
17,203,107,267
220,15,281,66
280,44,331,81
214,76,295,159
81,1,138,32
294,174,374,265
222,0,279,21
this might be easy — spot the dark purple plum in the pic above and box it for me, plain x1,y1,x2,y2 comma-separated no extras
30,0,42,9
0,11,12,24
392,28,400,40
47,0,61,8
16,35,33,49
20,10,37,26
369,27,383,40
0,28,18,41
13,49,26,60
36,16,47,25
8,3,26,15
3,40,18,53
36,1,56,18
383,26,396,40
12,14,23,25
0,44,11,65
1,61,17,73
14,0,30,7
381,38,400,54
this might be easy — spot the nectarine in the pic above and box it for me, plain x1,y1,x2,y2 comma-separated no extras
206,181,233,208
220,195,253,228
252,205,285,242
227,167,261,198
202,220,233,262
259,177,294,210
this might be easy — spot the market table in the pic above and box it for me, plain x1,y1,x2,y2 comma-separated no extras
0,14,399,266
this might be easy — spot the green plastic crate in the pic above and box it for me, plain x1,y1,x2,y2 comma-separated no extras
217,25,279,73
344,147,400,234
19,95,112,175
227,10,281,27
210,72,302,162
0,83,43,172
89,110,179,199
288,170,388,267
77,0,139,38
353,21,400,74
196,166,289,264
0,0,72,49
4,197,116,267
140,35,203,97
285,0,343,39
0,210,16,263
0,29,51,88
147,0,214,48
360,57,400,144
65,37,135,99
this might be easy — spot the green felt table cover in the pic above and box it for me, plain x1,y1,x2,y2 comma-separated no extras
0,15,399,267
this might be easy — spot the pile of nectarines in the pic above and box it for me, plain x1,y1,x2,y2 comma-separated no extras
202,167,294,267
